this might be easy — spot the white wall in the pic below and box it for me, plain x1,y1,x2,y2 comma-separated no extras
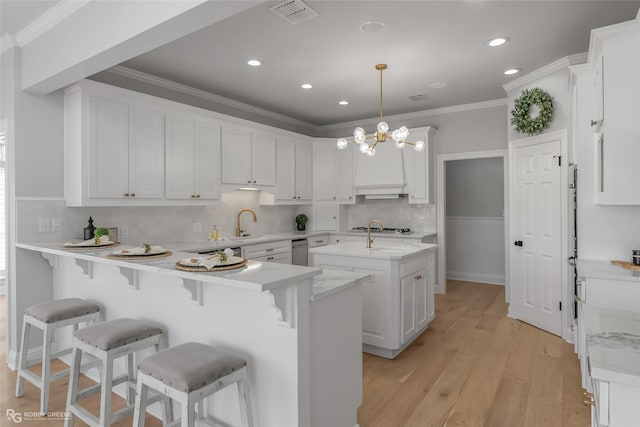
445,158,505,284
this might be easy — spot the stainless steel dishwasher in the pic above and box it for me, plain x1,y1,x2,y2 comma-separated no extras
291,238,308,266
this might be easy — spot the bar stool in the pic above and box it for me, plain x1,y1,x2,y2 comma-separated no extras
133,342,253,427
15,297,101,414
65,318,168,427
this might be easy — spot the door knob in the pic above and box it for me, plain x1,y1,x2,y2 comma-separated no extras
514,240,523,247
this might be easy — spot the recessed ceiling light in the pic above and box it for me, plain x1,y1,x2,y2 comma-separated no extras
504,68,520,75
487,36,509,47
338,100,349,106
360,21,385,33
301,83,313,89
247,59,262,67
429,82,447,89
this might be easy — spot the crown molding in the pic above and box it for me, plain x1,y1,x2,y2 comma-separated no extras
13,0,90,47
587,14,639,68
106,65,318,133
502,53,587,93
318,98,507,132
0,34,16,55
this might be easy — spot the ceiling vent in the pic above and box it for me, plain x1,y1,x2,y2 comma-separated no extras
408,93,427,101
269,0,319,24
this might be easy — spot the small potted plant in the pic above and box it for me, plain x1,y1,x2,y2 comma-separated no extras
295,214,308,232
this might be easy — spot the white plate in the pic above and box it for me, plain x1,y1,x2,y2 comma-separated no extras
112,247,168,256
179,255,245,267
64,240,115,247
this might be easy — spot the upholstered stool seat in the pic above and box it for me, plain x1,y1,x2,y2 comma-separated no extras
133,342,253,427
65,318,169,427
15,298,101,414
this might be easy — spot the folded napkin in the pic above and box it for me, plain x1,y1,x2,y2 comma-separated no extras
188,248,235,270
65,235,110,246
119,245,164,255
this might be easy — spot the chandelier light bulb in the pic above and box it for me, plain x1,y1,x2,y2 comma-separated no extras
366,148,376,156
360,143,371,153
354,133,366,144
398,126,409,140
414,140,425,152
377,121,389,134
395,141,406,149
337,138,348,149
354,127,365,137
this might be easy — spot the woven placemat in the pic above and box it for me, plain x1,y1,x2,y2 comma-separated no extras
175,258,248,272
61,242,119,250
107,251,173,261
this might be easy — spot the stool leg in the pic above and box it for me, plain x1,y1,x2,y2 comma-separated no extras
126,353,135,405
40,324,54,415
181,398,195,427
237,370,253,427
132,377,148,427
162,396,174,427
99,354,114,427
15,318,30,397
65,346,83,427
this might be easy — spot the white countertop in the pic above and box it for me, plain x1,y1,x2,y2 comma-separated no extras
311,270,370,302
585,306,640,386
578,259,640,282
309,241,437,260
16,242,321,292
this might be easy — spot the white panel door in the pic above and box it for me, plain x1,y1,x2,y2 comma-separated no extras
275,139,296,200
221,126,251,185
251,132,276,186
194,120,221,200
128,106,164,199
88,97,128,198
295,142,313,201
513,139,562,336
165,114,195,199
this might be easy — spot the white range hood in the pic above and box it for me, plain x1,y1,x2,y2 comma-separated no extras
354,140,406,198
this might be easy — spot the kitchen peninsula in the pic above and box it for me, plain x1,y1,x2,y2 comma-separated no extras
15,242,367,427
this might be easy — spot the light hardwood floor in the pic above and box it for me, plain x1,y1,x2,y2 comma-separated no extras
1,281,589,426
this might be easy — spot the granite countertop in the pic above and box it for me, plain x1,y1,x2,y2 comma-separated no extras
585,306,640,386
311,270,370,302
309,241,437,260
16,242,321,292
578,259,640,282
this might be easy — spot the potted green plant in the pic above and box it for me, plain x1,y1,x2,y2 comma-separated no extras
295,214,308,232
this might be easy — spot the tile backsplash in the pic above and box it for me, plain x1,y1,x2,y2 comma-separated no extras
346,197,436,232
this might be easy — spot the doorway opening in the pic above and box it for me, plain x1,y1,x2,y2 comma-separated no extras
436,150,509,300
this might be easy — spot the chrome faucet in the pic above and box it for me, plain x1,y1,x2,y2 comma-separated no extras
366,220,383,248
236,208,257,237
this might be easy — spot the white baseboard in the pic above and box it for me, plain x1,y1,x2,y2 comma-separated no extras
7,343,63,371
446,271,505,285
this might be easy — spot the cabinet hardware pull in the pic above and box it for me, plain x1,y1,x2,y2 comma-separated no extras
267,256,274,261
191,195,195,198
130,193,135,197
349,196,352,199
292,196,297,199
247,180,251,184
253,180,257,184
124,193,129,197
333,196,336,200
196,195,200,198
415,275,423,280
315,240,323,243
590,119,602,127
265,248,274,252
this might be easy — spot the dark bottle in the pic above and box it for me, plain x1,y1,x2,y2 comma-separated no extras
83,217,95,240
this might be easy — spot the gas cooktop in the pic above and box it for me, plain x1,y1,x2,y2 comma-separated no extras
351,227,412,234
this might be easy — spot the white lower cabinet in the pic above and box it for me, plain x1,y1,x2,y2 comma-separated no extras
243,240,292,264
311,247,436,359
308,235,330,248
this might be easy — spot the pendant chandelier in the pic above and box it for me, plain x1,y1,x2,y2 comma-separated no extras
337,64,425,156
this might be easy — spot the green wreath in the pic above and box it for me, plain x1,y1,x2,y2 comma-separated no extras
510,88,553,135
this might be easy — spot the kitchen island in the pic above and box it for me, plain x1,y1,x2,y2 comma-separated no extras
14,242,367,427
310,241,437,359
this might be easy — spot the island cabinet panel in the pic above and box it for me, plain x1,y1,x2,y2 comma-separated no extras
358,267,388,345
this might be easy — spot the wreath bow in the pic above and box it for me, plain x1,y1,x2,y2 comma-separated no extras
511,88,553,135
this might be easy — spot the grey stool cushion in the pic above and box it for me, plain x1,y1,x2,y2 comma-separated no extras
138,342,247,393
74,318,163,351
25,298,100,323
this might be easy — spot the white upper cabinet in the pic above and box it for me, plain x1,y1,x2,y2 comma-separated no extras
314,142,337,201
295,142,313,201
269,138,312,203
337,144,355,204
588,22,640,205
402,127,436,204
221,126,276,187
128,106,165,199
165,114,221,200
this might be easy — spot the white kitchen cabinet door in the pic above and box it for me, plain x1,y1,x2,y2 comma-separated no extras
338,144,355,204
427,252,436,322
592,55,604,128
165,114,196,199
295,142,313,201
275,139,296,201
315,204,337,231
194,120,221,200
221,126,252,185
128,106,164,199
251,132,276,186
88,97,129,199
314,143,337,201
358,267,387,345
401,274,417,343
403,127,436,204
